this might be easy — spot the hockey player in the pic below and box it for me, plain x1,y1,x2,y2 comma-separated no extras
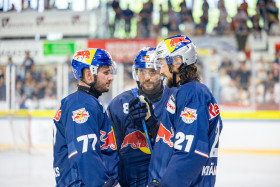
148,35,223,187
107,47,176,187
53,48,120,187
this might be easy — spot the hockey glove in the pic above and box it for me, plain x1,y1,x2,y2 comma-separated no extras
102,177,120,187
129,97,148,128
139,95,159,140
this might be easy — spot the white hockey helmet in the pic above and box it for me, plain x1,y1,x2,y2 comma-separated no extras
155,35,197,69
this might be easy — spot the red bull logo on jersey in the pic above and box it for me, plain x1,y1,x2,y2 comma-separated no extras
180,107,197,124
156,123,174,147
209,103,220,120
72,108,90,124
54,104,61,121
165,36,191,53
121,130,151,154
141,56,150,63
100,129,117,150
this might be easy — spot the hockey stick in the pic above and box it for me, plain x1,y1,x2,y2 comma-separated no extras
139,96,153,154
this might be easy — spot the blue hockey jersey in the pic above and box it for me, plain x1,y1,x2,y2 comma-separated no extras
53,90,119,187
149,81,223,187
107,86,176,187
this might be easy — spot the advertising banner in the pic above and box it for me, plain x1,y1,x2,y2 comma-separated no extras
0,11,89,37
87,39,157,62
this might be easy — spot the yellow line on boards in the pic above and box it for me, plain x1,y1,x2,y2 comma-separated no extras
220,149,280,155
0,110,280,119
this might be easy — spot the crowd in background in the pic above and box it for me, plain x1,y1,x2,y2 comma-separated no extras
0,51,58,109
0,0,279,110
109,0,280,43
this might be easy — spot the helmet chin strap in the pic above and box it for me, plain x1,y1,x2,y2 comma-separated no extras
168,64,180,87
79,75,102,98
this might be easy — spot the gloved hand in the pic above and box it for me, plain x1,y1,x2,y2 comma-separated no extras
138,95,158,139
128,97,148,127
102,177,120,187
148,180,164,187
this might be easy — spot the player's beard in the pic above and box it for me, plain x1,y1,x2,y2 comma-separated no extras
166,77,173,88
95,80,111,93
141,79,161,94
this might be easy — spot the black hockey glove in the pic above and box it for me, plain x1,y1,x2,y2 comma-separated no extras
138,95,159,139
102,177,119,187
129,97,148,127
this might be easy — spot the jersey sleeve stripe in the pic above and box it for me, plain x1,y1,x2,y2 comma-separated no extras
68,151,78,159
194,150,209,158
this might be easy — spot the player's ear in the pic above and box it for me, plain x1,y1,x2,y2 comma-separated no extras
83,69,94,82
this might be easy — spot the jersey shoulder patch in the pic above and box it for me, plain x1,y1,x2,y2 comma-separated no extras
167,94,176,114
180,107,197,124
72,108,90,124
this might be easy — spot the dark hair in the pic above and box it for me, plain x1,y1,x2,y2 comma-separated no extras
179,63,200,84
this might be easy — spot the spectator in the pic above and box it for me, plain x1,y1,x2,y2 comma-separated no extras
122,5,134,37
240,0,248,15
23,1,33,11
139,2,153,38
237,87,250,105
111,0,122,37
23,71,35,99
220,80,238,103
22,51,34,73
220,56,235,79
236,21,250,51
274,51,280,64
266,0,279,30
195,16,207,35
183,15,196,35
167,20,180,36
269,19,280,35
207,48,222,102
255,78,265,103
8,4,16,12
201,0,209,27
15,81,26,109
217,3,228,35
0,71,5,101
236,61,251,90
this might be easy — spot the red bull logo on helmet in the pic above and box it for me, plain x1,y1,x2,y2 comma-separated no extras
141,56,150,63
73,49,97,64
156,123,174,147
121,130,151,154
180,107,197,124
72,108,90,124
165,36,191,53
100,129,117,150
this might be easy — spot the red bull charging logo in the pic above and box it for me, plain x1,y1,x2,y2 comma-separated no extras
74,49,96,64
180,107,197,124
72,108,90,124
74,50,91,59
100,130,117,150
121,130,151,154
141,56,150,63
156,123,174,147
165,36,191,53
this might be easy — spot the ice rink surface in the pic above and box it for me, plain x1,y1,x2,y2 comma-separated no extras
0,150,279,187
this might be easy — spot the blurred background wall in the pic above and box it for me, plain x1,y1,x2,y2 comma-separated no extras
0,0,279,168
